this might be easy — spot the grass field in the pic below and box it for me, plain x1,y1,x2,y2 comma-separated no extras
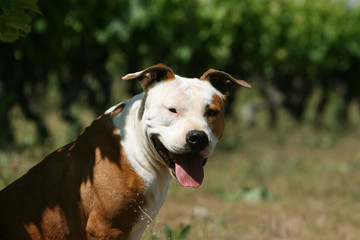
1,83,360,239
143,123,360,240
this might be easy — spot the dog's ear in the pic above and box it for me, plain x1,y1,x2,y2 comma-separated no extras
122,63,175,89
200,69,251,97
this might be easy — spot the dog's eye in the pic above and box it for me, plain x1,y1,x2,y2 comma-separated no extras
168,108,177,114
206,109,219,117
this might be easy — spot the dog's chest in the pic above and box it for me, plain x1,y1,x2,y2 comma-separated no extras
128,178,170,239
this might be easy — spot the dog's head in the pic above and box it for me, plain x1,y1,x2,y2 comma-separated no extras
123,64,251,188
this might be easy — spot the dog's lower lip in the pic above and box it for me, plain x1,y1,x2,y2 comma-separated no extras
152,137,175,169
153,136,206,189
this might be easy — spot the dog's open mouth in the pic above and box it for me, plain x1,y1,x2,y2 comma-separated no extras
151,137,207,188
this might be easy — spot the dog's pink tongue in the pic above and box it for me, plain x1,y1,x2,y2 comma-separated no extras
175,154,204,188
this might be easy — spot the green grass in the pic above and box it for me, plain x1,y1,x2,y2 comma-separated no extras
1,83,360,239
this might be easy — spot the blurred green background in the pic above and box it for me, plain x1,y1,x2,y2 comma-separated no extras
1,0,360,239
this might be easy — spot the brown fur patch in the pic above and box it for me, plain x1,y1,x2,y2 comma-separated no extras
200,69,251,96
207,94,225,141
112,103,126,115
122,63,175,89
0,114,146,239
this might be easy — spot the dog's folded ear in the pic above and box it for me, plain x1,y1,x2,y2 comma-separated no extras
200,69,251,97
122,63,175,89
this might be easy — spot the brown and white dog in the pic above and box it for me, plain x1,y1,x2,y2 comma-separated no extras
0,64,251,240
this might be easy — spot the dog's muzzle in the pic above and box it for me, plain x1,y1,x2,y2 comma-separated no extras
151,132,209,188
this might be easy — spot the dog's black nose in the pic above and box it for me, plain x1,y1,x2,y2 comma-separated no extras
186,130,209,152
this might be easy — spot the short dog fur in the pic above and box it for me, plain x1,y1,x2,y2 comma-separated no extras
0,64,251,240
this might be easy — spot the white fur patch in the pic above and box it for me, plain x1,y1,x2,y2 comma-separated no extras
110,75,225,239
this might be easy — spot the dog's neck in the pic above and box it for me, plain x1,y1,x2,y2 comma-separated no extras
108,93,172,236
111,93,171,183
